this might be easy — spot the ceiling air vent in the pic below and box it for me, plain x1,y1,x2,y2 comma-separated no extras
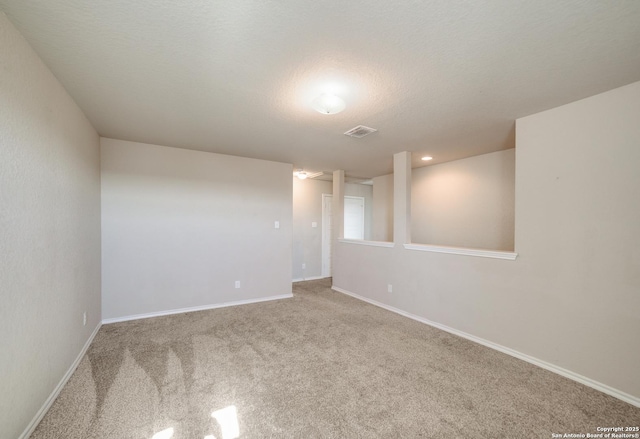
344,125,377,138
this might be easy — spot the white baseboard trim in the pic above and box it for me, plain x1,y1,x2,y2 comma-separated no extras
292,276,330,282
102,294,294,325
19,322,102,439
331,285,640,408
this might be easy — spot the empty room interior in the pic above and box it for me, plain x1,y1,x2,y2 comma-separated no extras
2,1,640,438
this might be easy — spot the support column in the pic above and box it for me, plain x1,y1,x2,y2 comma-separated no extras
393,151,412,245
332,170,345,240
331,170,345,274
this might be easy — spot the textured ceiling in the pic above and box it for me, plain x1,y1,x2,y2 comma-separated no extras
2,1,640,178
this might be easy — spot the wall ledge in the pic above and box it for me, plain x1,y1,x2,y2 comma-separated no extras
331,285,640,408
404,243,517,260
338,238,394,248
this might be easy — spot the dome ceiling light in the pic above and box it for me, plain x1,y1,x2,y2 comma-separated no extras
311,94,346,115
294,169,324,180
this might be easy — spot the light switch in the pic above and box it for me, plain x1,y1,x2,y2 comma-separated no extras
312,222,318,228
274,221,280,229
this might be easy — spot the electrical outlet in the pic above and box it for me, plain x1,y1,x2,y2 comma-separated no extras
311,222,317,228
83,312,87,326
387,284,393,293
302,263,306,269
274,221,280,229
235,281,241,289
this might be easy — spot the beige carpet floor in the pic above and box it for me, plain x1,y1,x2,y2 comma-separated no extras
31,278,639,438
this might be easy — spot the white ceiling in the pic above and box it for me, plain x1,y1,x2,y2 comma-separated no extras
2,1,639,178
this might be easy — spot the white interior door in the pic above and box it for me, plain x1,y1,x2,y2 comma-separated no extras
321,194,332,277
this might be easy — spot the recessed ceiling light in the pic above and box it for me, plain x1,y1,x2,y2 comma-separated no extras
421,156,433,161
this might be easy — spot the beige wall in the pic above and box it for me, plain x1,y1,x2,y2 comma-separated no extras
333,80,640,402
371,149,514,249
293,177,332,280
372,174,394,242
412,149,515,250
101,138,293,320
0,13,102,438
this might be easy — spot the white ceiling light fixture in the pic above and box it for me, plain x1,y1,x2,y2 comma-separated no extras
421,156,433,161
295,170,308,180
311,94,346,115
